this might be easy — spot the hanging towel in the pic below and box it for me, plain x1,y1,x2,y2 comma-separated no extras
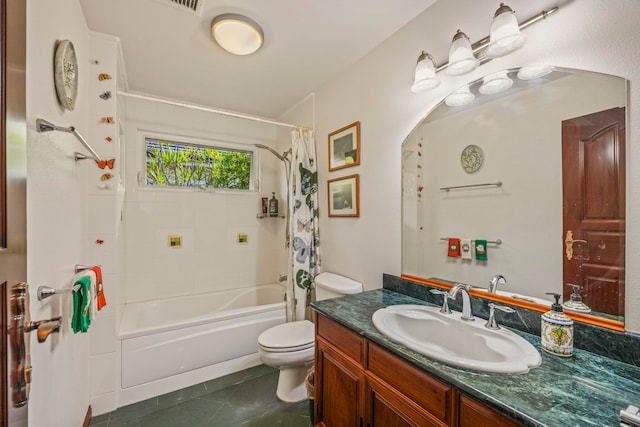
90,266,107,311
72,276,92,333
84,270,98,322
460,238,472,260
447,238,461,257
475,239,488,261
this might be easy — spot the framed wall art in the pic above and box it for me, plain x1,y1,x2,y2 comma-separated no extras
328,174,359,217
328,121,360,171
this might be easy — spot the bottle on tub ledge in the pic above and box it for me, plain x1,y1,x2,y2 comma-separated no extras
541,292,574,357
269,192,279,217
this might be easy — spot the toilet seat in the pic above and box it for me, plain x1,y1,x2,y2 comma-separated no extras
257,320,314,353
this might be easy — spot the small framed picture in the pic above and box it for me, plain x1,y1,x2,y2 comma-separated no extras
328,121,360,171
328,174,359,217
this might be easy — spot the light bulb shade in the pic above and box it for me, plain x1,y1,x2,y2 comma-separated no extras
411,52,440,93
479,70,513,95
446,31,479,76
211,13,264,55
445,85,475,107
517,65,554,80
485,4,526,58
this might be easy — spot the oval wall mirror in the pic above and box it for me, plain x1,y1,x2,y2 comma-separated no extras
401,66,627,329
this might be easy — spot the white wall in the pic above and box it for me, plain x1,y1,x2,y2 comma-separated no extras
122,97,287,303
309,0,640,333
26,1,91,425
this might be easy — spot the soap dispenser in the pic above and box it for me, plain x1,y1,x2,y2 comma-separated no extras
562,284,592,314
541,293,573,357
268,192,279,217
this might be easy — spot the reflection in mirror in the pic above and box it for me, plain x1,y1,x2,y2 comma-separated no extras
402,67,626,325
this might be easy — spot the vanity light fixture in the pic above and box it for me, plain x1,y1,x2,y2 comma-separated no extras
411,52,440,93
517,65,555,80
485,3,526,59
211,13,264,56
410,4,558,93
479,70,513,95
445,84,475,107
446,30,479,76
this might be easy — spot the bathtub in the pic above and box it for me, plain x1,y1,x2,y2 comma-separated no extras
118,284,286,406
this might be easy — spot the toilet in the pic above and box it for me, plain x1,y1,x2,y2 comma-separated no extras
257,272,363,402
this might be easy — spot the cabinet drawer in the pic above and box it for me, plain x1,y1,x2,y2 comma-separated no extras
316,314,365,366
367,343,454,425
459,394,520,427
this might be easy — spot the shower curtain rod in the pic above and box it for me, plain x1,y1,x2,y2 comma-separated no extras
117,90,309,131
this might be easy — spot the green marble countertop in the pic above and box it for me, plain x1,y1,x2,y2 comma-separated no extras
311,289,640,427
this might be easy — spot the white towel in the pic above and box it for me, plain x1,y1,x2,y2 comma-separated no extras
80,270,98,322
460,238,473,260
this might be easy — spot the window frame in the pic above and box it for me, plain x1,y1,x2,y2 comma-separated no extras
138,130,260,194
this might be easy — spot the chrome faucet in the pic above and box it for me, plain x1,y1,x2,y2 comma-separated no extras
447,284,475,321
488,274,506,294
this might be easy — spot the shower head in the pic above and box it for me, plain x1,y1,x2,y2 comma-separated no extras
254,143,288,162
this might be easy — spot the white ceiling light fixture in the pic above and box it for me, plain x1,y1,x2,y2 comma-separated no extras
445,85,475,107
411,52,440,93
446,30,479,76
485,3,526,59
211,13,264,56
517,65,555,80
410,5,559,94
479,70,513,95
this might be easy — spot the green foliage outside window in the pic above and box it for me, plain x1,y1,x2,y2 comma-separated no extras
145,139,252,190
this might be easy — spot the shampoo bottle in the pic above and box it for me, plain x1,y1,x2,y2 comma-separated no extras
541,293,573,357
269,192,279,217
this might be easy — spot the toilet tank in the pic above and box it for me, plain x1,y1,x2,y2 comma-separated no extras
315,272,363,300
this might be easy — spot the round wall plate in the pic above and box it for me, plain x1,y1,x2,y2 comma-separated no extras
461,144,483,173
54,40,78,111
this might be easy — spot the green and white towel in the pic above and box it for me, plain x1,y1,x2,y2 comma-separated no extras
72,276,92,333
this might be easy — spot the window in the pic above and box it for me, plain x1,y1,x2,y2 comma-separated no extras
144,136,254,190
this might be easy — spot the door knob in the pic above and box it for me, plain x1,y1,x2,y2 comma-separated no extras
10,283,32,407
9,283,64,407
565,230,587,261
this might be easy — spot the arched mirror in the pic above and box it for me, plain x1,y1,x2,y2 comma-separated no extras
402,66,627,329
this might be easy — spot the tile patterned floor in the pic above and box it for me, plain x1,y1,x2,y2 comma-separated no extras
90,365,312,427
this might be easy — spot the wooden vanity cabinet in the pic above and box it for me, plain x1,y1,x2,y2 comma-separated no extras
315,313,523,427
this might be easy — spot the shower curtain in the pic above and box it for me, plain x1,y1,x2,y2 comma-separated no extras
286,129,321,322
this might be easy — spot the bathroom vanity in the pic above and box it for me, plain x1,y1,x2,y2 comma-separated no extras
311,289,640,426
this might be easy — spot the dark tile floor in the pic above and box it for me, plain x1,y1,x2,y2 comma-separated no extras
90,365,312,427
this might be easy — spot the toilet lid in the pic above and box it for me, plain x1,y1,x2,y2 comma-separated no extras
258,320,314,350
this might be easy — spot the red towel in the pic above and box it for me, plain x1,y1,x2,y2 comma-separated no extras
448,238,461,257
90,266,107,311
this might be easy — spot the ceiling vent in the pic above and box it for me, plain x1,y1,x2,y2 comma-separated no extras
155,0,202,15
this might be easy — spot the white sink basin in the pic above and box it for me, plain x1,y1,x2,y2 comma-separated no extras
372,305,541,374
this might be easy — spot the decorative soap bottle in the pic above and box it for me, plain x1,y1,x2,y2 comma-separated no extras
269,192,279,217
541,293,573,357
562,284,592,314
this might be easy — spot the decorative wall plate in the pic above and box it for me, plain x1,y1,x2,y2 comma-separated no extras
461,144,483,173
54,40,78,111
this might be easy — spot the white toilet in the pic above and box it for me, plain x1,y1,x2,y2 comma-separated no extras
257,272,363,402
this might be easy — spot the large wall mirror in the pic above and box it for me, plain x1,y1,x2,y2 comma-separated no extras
402,66,627,328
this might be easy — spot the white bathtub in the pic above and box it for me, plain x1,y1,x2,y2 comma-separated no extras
118,284,286,406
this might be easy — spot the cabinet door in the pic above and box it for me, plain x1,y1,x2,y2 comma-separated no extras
458,394,520,427
315,338,365,427
367,376,445,427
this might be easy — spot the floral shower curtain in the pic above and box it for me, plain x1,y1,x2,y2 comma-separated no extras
286,129,321,322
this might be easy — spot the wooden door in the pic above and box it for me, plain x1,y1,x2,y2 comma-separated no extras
562,107,625,316
1,0,28,424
